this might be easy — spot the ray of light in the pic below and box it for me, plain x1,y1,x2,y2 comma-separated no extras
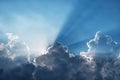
56,0,120,54
0,0,74,55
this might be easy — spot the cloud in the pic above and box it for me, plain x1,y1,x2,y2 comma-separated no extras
81,31,120,58
80,31,120,80
34,42,96,80
0,62,35,80
0,32,30,70
0,32,120,80
34,32,120,80
6,33,30,62
0,32,35,80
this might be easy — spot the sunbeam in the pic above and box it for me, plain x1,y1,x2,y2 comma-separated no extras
0,0,74,55
0,0,120,80
56,0,120,54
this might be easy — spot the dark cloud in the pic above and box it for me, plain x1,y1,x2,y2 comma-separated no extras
0,63,35,80
34,42,96,80
0,32,120,80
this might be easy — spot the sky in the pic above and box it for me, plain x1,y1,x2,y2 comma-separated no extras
0,0,74,54
0,0,120,54
56,0,120,53
0,0,120,80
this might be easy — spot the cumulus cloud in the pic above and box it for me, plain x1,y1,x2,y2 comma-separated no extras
0,32,35,80
80,31,120,80
87,31,120,56
34,32,120,80
0,32,30,70
80,31,120,59
0,32,120,80
6,33,30,63
34,42,96,80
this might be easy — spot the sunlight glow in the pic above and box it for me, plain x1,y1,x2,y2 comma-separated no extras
0,13,63,55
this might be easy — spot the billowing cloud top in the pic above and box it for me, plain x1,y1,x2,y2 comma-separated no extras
0,33,29,65
81,31,120,58
0,32,120,80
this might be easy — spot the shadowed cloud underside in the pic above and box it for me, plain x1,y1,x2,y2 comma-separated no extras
0,32,120,80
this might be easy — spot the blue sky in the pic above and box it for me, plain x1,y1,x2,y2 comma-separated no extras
0,0,120,54
56,0,120,53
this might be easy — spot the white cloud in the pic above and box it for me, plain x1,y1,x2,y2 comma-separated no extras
81,31,120,58
0,32,30,63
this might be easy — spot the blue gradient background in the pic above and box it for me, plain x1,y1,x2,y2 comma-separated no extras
0,0,120,54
